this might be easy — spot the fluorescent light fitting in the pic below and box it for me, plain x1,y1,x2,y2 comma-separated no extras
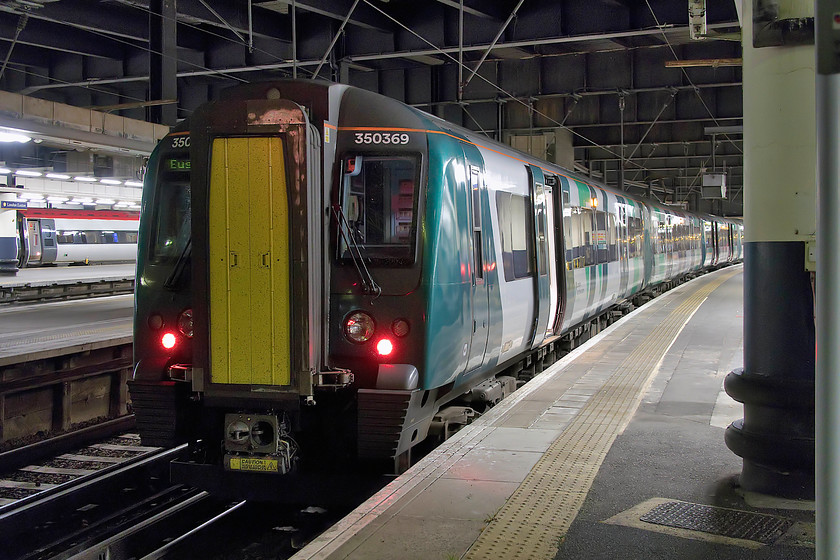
16,170,42,177
95,198,116,205
124,180,143,187
72,197,93,204
0,132,31,143
99,179,122,185
65,200,81,205
0,168,10,174
47,196,68,202
74,176,97,182
22,193,44,200
46,173,71,180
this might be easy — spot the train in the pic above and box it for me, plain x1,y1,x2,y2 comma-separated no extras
14,208,139,268
127,80,742,500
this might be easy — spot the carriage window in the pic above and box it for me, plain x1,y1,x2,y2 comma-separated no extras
496,191,534,281
470,167,483,281
339,154,419,264
595,210,608,264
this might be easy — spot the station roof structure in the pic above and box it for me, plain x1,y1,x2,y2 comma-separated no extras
0,0,743,215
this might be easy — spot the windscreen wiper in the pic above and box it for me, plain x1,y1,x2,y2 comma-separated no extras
163,237,191,291
332,205,381,298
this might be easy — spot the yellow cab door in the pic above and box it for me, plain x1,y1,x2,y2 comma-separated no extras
207,136,291,387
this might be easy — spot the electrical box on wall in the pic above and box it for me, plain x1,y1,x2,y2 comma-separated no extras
701,172,727,199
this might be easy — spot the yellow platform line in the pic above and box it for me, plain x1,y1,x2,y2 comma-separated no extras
464,268,741,560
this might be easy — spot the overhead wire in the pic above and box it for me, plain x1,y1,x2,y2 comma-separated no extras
359,0,636,171
3,0,738,193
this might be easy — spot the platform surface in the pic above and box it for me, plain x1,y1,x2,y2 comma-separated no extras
0,294,132,363
0,263,134,288
293,265,815,560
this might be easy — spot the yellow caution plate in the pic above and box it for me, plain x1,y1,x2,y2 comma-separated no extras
226,456,280,473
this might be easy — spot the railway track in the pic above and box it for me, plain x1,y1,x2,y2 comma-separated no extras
0,420,373,560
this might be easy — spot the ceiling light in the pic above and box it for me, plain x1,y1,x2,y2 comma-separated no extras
72,197,93,204
46,173,71,180
65,200,81,205
95,198,116,205
100,179,122,185
124,180,143,187
0,132,32,143
21,193,44,200
16,170,42,177
47,196,68,202
74,176,97,182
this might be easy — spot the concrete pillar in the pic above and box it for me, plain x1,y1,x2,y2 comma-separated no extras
0,194,20,274
149,0,178,126
724,1,815,499
552,128,575,170
816,1,840,555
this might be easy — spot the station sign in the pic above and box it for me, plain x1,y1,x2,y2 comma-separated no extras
1,200,27,209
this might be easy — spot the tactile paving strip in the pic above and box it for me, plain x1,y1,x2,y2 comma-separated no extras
639,501,793,544
464,268,741,560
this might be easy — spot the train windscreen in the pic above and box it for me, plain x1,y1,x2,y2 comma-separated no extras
338,154,419,265
150,150,191,263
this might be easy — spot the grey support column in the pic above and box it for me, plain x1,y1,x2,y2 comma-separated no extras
816,2,840,557
723,1,816,499
149,0,177,126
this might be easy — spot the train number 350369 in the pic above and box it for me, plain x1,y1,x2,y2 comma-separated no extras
354,132,410,145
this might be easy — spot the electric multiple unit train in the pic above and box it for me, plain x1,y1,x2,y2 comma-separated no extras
15,208,139,268
128,80,742,498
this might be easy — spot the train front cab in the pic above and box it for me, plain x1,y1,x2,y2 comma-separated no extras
129,88,335,498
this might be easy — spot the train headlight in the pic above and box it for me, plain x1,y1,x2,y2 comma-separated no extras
161,332,177,350
177,309,194,338
344,311,375,343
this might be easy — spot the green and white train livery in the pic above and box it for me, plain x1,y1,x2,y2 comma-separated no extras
129,80,742,498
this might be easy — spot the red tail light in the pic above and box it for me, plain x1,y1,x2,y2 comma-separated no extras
376,338,394,356
161,332,177,350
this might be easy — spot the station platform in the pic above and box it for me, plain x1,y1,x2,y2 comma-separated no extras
293,265,816,560
0,263,134,288
0,263,135,305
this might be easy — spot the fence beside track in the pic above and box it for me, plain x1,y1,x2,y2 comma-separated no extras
0,338,133,446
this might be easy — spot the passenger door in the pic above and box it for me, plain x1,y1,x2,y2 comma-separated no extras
466,164,489,371
527,165,550,348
